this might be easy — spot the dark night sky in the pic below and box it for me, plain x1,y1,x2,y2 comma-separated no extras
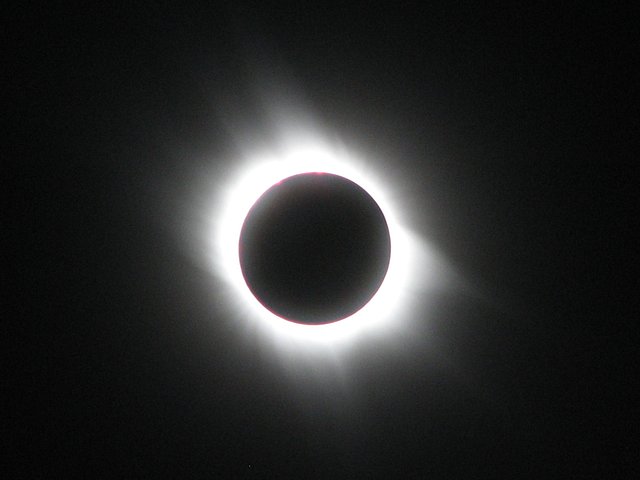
6,3,636,478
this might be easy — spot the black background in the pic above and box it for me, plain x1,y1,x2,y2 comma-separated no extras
6,2,636,478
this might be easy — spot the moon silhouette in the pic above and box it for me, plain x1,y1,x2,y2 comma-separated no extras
239,172,391,325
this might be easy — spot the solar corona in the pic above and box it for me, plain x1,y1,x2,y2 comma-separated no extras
212,142,421,347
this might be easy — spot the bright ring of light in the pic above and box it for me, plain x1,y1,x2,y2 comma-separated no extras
210,141,418,347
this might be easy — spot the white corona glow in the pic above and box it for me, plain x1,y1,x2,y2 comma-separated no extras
210,137,423,351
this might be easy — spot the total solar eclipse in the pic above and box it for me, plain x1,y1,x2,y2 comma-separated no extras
239,173,391,325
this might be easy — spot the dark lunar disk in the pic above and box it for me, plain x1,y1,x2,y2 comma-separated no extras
239,173,391,325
